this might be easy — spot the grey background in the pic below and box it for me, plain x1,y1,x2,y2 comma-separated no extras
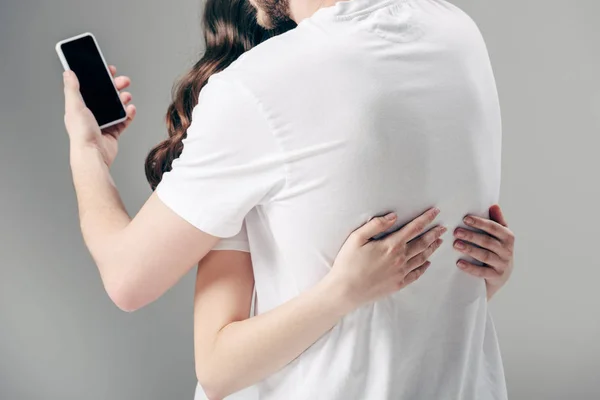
1,0,598,399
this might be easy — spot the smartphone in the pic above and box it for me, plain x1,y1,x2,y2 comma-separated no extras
55,32,127,130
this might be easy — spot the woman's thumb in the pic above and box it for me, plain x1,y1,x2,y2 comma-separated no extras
353,213,397,244
63,70,84,111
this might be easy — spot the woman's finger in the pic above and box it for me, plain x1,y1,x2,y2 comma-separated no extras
453,240,503,270
109,65,117,76
404,238,443,271
114,75,131,91
405,225,447,259
387,207,440,244
488,204,515,254
106,104,136,137
453,228,509,260
120,91,132,105
489,204,508,227
463,215,511,243
351,213,397,244
397,261,431,289
456,260,501,279
122,104,136,130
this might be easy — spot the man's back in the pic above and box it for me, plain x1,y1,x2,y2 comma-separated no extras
181,0,505,398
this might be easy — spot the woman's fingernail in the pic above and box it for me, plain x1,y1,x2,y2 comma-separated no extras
454,241,465,249
385,213,397,220
455,229,465,238
464,217,474,225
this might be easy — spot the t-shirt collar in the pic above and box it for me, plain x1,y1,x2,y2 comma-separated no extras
310,0,409,21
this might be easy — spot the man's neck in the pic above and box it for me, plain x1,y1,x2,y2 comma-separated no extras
289,0,347,23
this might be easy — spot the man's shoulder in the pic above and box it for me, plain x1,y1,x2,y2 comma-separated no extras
209,22,325,86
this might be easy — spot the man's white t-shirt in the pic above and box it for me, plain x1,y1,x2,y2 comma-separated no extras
156,0,507,398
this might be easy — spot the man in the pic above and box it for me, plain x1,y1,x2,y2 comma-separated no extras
62,0,515,398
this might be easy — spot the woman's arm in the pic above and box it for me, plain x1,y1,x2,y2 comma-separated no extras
194,208,446,400
193,250,348,400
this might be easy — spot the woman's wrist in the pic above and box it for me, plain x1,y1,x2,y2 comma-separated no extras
316,273,357,318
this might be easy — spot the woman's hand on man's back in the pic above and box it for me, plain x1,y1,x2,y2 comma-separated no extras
326,207,446,314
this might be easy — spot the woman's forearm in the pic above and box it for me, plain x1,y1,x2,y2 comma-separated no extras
196,212,423,399
199,274,352,400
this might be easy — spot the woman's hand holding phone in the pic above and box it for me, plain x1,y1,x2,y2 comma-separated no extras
325,207,446,314
63,65,136,168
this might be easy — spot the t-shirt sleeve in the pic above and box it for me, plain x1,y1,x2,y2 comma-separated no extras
154,76,286,238
212,220,250,253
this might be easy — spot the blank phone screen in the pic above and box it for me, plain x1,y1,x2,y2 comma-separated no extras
60,35,126,127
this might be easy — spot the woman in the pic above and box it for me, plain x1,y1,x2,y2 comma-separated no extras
145,1,445,399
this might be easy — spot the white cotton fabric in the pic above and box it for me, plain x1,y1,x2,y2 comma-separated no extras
158,0,507,398
211,221,251,252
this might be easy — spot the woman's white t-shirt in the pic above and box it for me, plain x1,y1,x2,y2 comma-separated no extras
157,0,507,398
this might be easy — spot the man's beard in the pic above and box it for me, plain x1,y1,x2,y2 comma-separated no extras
252,0,292,30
